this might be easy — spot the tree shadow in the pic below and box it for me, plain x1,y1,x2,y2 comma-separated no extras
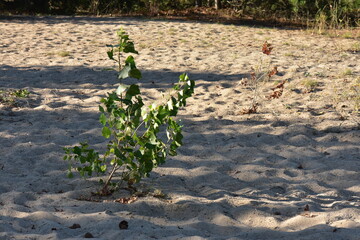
1,63,359,238
0,64,247,94
0,14,303,29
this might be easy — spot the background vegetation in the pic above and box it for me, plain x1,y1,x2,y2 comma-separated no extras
1,0,359,26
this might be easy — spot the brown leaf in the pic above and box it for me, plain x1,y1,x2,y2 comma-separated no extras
262,41,273,55
304,204,310,211
250,72,256,81
54,207,63,212
267,80,286,100
241,103,258,114
268,66,278,79
69,223,81,229
267,89,284,100
84,232,94,238
119,220,129,230
271,80,286,90
114,196,138,204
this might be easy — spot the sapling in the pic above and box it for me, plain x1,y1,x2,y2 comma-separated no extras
64,28,195,194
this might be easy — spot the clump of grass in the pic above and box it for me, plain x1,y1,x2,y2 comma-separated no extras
342,68,353,76
57,51,71,57
309,2,359,39
168,28,177,35
138,43,148,49
179,39,189,44
45,51,71,57
348,42,360,53
302,79,319,93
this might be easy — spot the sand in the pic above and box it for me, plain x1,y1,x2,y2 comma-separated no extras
0,15,359,240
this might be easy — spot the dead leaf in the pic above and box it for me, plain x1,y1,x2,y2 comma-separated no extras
271,80,286,90
262,41,273,55
250,72,256,81
304,204,310,211
119,220,129,230
241,103,258,114
267,89,284,100
272,80,286,90
267,80,286,100
69,223,81,229
84,232,94,238
268,66,278,78
114,196,138,204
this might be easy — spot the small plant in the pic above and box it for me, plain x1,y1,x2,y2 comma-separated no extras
342,78,360,113
350,81,360,112
332,77,360,127
239,41,283,114
0,89,30,105
64,28,194,194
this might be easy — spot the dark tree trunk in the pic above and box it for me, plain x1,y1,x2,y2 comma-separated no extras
214,0,221,9
195,0,203,7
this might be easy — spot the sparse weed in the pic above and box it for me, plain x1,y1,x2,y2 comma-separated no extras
238,41,285,114
331,77,360,126
349,78,360,112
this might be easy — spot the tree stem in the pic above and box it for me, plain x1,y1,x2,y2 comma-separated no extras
103,163,118,191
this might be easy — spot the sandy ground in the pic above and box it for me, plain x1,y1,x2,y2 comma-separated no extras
0,15,360,240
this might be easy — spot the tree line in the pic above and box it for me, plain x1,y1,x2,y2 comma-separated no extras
1,0,359,26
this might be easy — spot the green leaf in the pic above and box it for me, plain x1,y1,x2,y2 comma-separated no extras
123,42,138,54
107,49,114,60
118,65,131,80
115,148,126,160
102,127,111,138
116,83,129,95
73,146,81,155
99,105,105,113
169,149,177,156
134,150,143,158
99,113,107,126
118,56,142,80
67,171,74,178
126,85,140,99
157,106,168,122
100,165,107,172
144,158,154,172
129,68,142,79
145,143,157,149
